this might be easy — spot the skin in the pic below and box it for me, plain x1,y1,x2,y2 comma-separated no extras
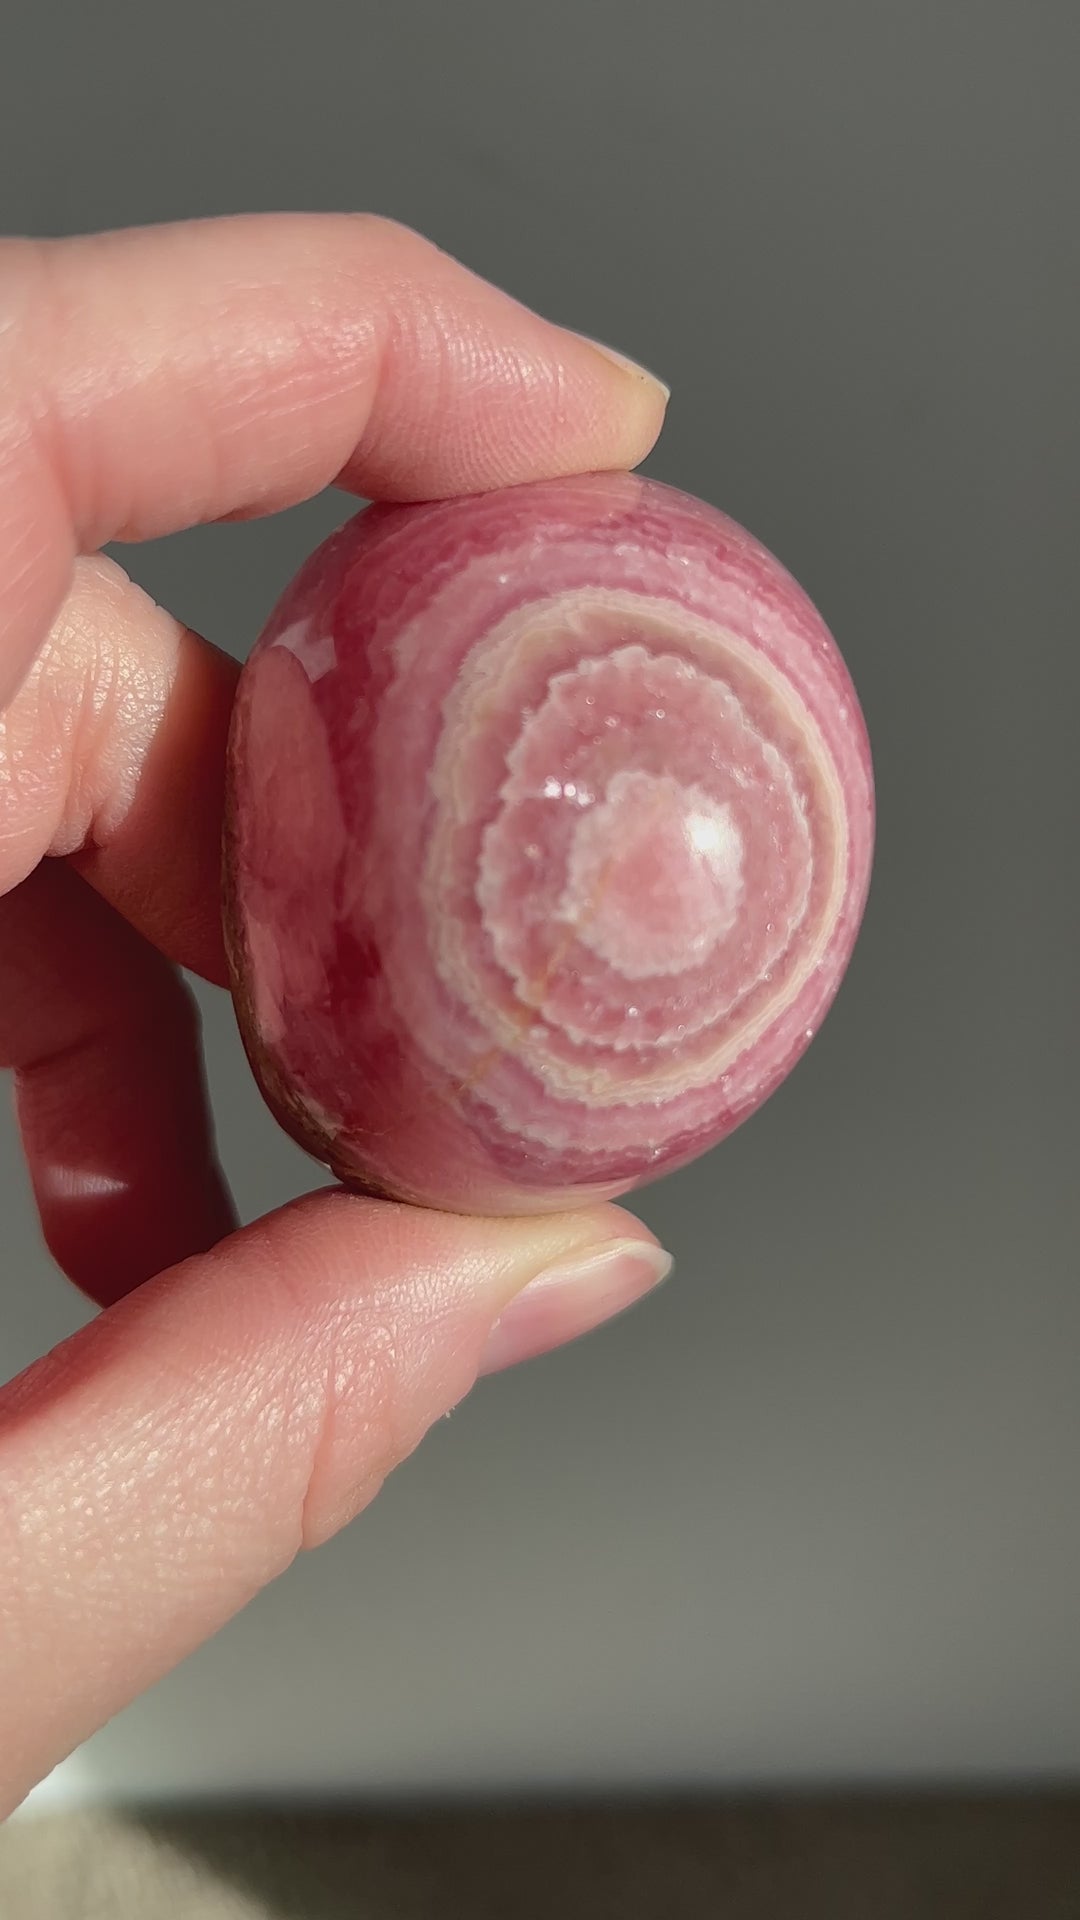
0,213,671,1818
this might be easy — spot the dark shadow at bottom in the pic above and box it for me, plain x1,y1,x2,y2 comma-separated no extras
5,1793,1080,1918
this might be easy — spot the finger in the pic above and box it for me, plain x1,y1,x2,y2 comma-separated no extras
0,1190,670,1814
0,860,235,1307
0,212,668,705
0,554,236,983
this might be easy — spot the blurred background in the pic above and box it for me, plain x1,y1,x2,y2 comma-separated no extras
1,0,1077,1855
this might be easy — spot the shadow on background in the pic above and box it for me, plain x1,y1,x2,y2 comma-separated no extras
5,1795,1080,1918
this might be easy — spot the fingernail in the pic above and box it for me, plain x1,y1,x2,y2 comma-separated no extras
479,1239,673,1378
578,336,671,403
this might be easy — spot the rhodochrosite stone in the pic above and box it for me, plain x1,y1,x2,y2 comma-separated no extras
224,472,873,1213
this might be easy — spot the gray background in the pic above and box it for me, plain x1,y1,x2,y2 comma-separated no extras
2,1,1077,1804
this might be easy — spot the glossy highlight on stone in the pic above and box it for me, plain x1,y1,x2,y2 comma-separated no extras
224,472,874,1214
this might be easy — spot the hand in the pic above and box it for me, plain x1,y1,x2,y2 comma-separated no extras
0,214,671,1816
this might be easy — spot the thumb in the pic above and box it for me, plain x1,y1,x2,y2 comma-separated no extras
0,1189,669,1815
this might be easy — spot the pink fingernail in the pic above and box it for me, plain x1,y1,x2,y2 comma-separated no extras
577,335,671,402
479,1239,673,1378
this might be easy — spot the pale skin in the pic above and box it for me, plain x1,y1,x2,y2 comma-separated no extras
0,214,672,1816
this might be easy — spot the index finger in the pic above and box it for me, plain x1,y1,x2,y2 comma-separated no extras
0,211,668,705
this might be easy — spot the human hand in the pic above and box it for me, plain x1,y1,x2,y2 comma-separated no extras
0,214,671,1815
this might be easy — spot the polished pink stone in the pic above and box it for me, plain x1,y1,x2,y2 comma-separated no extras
224,472,874,1214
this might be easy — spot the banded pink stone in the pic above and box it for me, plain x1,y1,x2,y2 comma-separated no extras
224,472,874,1213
